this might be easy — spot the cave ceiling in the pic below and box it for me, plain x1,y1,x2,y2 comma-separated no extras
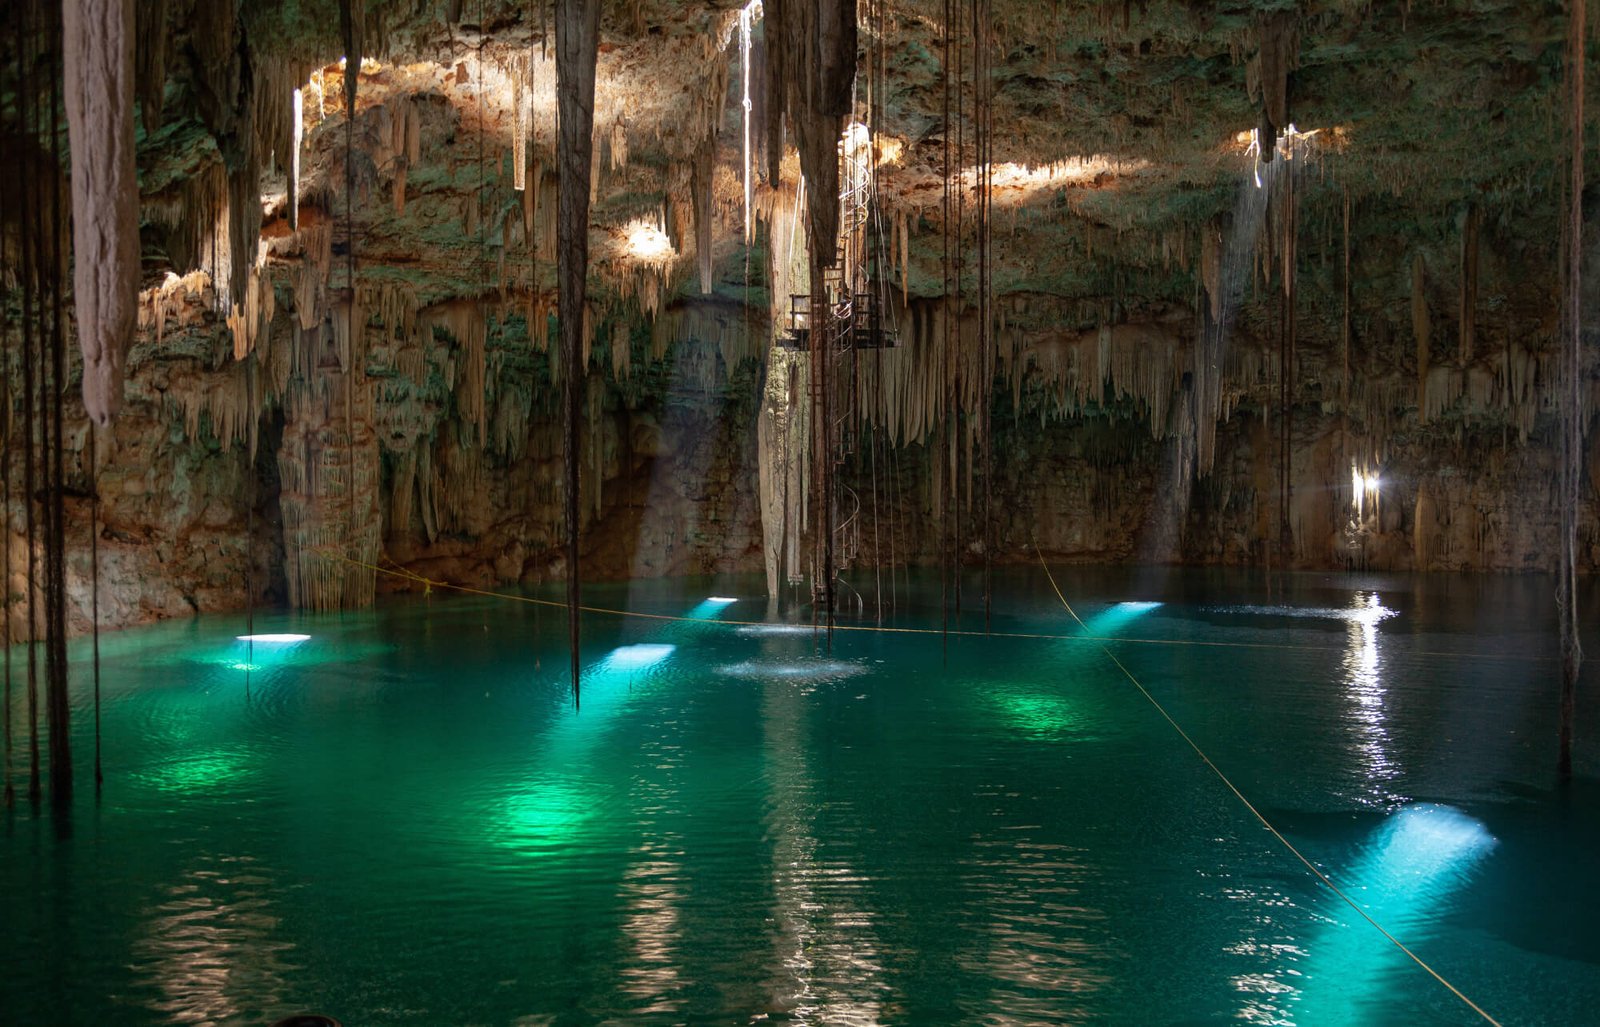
116,0,1571,339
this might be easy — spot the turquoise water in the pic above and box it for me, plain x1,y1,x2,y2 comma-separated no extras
2,569,1597,1025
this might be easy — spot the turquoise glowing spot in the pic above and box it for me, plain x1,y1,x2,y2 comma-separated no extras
237,633,311,643
1297,804,1496,1020
230,662,261,672
1082,600,1163,635
1368,803,1496,882
603,644,676,671
706,596,738,604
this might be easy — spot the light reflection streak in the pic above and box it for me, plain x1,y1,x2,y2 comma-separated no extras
1222,882,1307,1025
961,838,1107,1021
760,640,886,1024
618,731,686,1015
1342,592,1401,807
133,855,295,1024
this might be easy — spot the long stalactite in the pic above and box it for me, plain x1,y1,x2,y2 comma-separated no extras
62,0,139,426
556,0,600,706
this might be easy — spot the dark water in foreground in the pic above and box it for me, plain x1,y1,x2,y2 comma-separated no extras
2,568,1597,1025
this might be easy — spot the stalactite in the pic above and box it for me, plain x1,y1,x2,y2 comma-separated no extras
765,0,855,268
607,120,630,171
1341,187,1351,419
134,0,167,133
226,264,276,361
513,51,530,191
227,150,263,313
1459,204,1477,366
1201,223,1222,322
292,223,334,332
144,159,230,298
693,135,716,294
424,300,488,446
64,0,141,425
1412,251,1430,421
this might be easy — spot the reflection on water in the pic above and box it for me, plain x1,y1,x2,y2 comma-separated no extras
133,855,296,1024
721,657,868,685
1210,602,1397,624
761,675,886,1025
618,731,685,1015
961,837,1107,1023
1223,881,1307,1026
2,571,1594,1025
1342,592,1402,808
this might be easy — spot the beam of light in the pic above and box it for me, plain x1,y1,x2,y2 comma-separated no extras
1079,600,1163,636
1245,123,1323,189
602,643,676,672
492,645,675,853
738,1,763,245
1293,804,1495,1022
686,596,740,620
236,633,311,643
291,87,303,230
957,155,1149,204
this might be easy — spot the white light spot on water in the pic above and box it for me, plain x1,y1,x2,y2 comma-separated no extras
604,644,676,671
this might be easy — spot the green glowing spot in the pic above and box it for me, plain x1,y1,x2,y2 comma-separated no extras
991,689,1082,738
133,749,251,793
230,662,261,672
493,779,592,851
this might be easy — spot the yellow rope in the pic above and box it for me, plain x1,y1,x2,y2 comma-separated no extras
1031,541,1503,1027
321,553,1548,665
324,547,1508,1020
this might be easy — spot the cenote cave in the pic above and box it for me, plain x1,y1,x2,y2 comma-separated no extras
2,0,1599,1024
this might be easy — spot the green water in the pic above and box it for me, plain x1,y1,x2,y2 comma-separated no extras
2,569,1597,1025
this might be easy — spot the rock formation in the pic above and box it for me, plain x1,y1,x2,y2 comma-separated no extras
0,0,1595,637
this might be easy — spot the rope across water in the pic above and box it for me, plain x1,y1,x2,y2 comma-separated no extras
1030,541,1503,1027
318,547,1509,1021
318,552,1549,665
